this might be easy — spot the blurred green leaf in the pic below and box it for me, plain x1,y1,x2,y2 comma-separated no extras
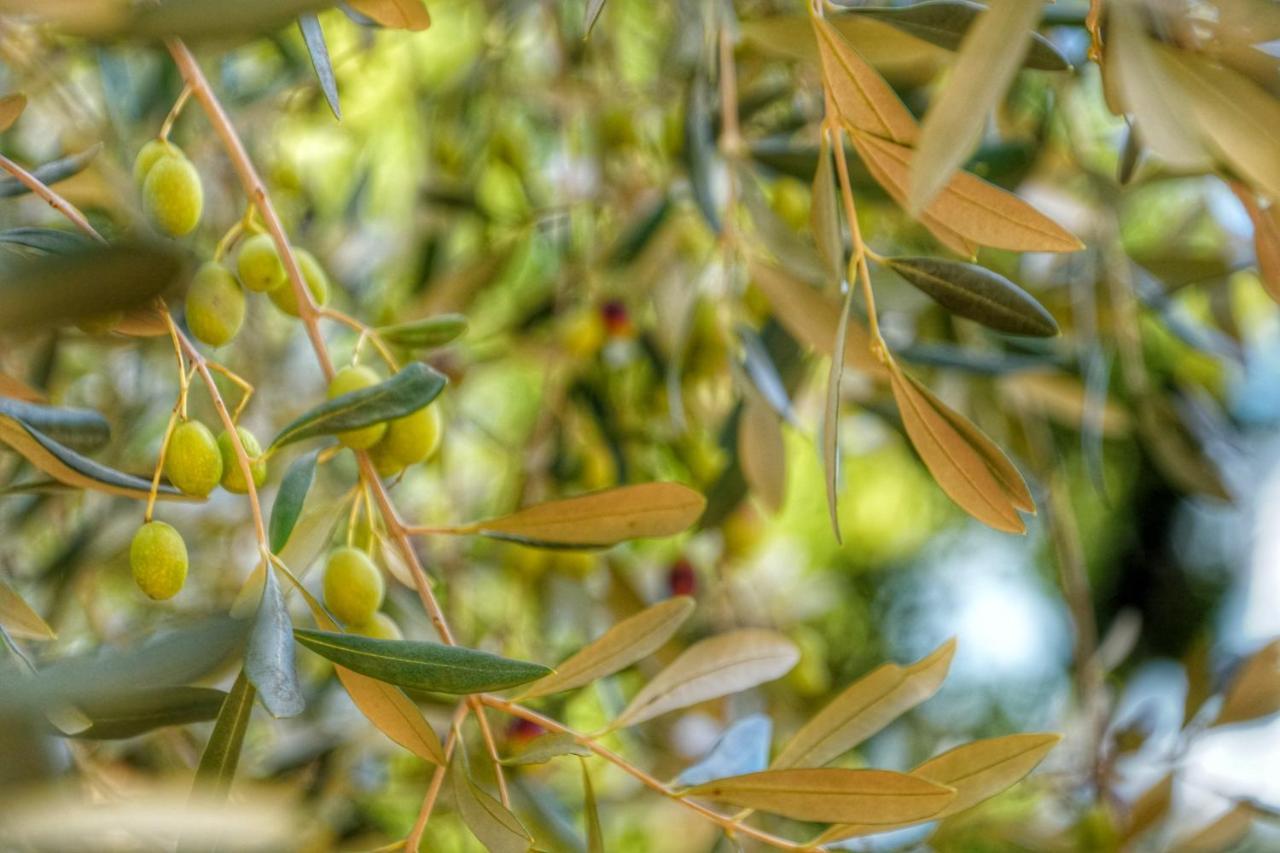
268,450,319,553
885,256,1059,336
66,686,226,740
0,399,109,451
299,14,340,120
244,567,304,718
377,313,468,350
0,144,101,199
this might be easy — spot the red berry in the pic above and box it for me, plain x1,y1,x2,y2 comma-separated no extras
507,717,544,743
668,557,697,597
601,300,631,337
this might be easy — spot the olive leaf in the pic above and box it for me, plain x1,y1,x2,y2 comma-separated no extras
518,596,695,699
0,241,184,331
738,396,787,514
0,92,26,132
347,0,430,30
684,70,721,233
738,323,797,423
451,756,533,853
244,566,304,718
1231,183,1280,305
1123,772,1174,844
293,628,552,694
676,714,773,787
191,671,255,800
811,15,918,145
0,412,188,501
299,14,340,120
270,362,446,449
609,629,798,730
823,286,855,542
772,638,955,770
376,313,468,350
885,256,1059,337
815,733,1061,843
1170,804,1257,853
683,767,955,824
66,686,226,740
582,759,604,853
0,226,95,255
7,0,340,40
268,450,319,553
842,1,1069,71
584,0,607,36
0,398,110,451
811,131,843,284
1213,639,1280,727
0,579,55,640
500,733,591,766
459,482,705,549
0,370,44,402
0,144,101,199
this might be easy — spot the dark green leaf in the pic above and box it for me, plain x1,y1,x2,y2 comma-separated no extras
0,399,109,451
0,227,95,255
0,144,102,199
684,71,721,233
299,14,341,120
886,256,1059,337
0,413,186,501
377,313,468,350
270,362,446,449
244,567,304,718
1118,119,1141,185
738,324,796,424
841,1,1071,71
66,687,226,740
269,450,318,553
582,759,604,853
0,242,184,332
293,628,552,694
192,671,255,800
606,194,670,267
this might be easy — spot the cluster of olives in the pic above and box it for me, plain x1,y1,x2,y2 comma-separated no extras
327,365,442,478
322,546,400,638
127,420,268,600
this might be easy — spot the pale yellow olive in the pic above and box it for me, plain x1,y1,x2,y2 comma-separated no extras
130,520,188,600
165,419,223,498
142,154,203,237
185,262,245,347
327,365,387,450
236,233,286,293
268,248,329,316
217,426,267,494
322,546,384,625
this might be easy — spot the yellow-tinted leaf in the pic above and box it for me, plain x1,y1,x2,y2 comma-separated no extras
0,371,44,403
610,629,798,730
1123,772,1173,843
1170,803,1256,853
1159,45,1280,199
910,0,1041,211
1001,371,1132,438
852,131,1083,254
0,579,55,640
463,483,705,549
1215,639,1280,727
581,759,604,853
812,16,918,145
0,93,26,133
348,0,430,30
739,396,787,514
773,638,955,770
520,596,695,699
811,131,843,285
823,286,854,542
1230,183,1280,305
886,359,1028,532
749,258,884,376
816,732,1061,843
452,758,532,853
685,767,954,824
740,16,950,85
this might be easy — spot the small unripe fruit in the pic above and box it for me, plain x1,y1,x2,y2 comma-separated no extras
236,233,286,293
185,262,245,347
75,310,124,335
217,426,267,494
143,154,203,237
165,419,223,498
323,546,384,625
352,612,402,641
372,405,441,471
327,365,387,450
133,138,175,186
268,248,329,317
667,557,696,597
130,521,188,600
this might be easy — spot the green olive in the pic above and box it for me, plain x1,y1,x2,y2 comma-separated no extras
370,404,441,473
322,546,385,625
75,310,124,335
142,154,203,237
217,426,267,494
236,233,286,293
130,520,188,600
268,248,329,316
185,262,245,347
165,419,223,498
352,612,402,641
327,365,387,449
133,138,177,186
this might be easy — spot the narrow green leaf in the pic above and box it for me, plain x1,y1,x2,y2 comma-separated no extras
0,579,55,640
192,671,255,799
293,628,552,694
376,313,468,350
606,194,670,267
268,450,318,553
824,285,854,543
811,131,843,285
244,567,304,718
0,398,109,451
0,227,95,255
843,1,1070,71
584,0,607,36
67,686,226,740
270,362,446,449
0,242,184,331
299,14,341,120
0,144,101,199
684,70,721,233
738,323,796,423
19,0,341,40
451,757,533,853
582,759,604,853
501,733,591,766
885,256,1059,336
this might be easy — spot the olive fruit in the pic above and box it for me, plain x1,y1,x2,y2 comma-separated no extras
133,138,175,186
217,426,267,494
130,520,188,600
369,404,441,475
165,419,223,497
75,310,124,335
236,233,286,293
185,262,245,347
327,365,386,449
142,153,203,237
268,248,329,316
322,546,384,625
352,612,402,641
